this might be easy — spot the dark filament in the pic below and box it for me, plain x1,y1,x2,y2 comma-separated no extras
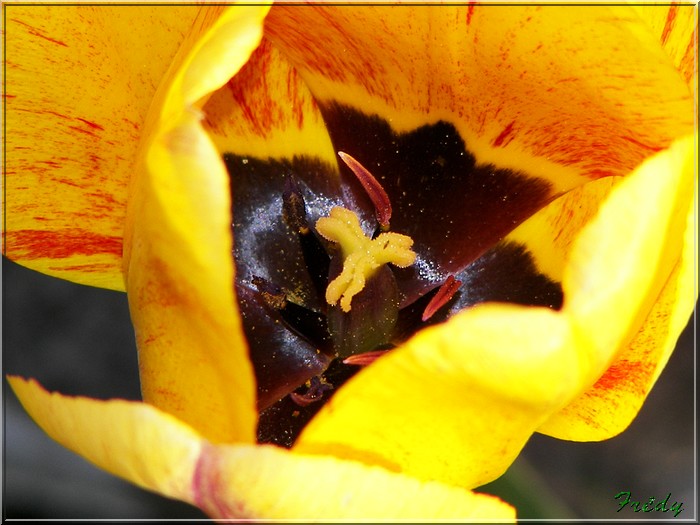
290,376,334,407
250,160,410,419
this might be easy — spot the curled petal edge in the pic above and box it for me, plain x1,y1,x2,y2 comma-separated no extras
7,376,515,521
294,135,697,486
124,5,271,444
540,134,698,440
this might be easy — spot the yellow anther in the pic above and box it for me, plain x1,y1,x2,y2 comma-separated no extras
316,206,416,312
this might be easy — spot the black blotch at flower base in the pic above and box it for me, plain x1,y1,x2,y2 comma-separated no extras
223,104,563,447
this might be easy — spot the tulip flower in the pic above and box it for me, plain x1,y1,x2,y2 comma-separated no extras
4,3,696,520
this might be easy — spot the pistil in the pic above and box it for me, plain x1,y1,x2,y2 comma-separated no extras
315,206,416,312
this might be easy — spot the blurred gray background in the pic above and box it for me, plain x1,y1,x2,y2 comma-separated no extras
2,256,696,520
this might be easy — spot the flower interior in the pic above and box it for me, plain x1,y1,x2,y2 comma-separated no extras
3,5,694,515
220,102,564,447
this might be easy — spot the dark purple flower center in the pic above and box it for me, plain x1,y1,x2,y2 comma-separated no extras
223,104,563,446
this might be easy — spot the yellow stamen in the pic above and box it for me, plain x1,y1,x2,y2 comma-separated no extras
315,207,416,312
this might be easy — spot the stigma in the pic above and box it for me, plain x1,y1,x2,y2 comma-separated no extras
316,206,416,312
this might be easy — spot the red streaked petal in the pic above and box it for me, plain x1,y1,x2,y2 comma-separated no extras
4,5,203,290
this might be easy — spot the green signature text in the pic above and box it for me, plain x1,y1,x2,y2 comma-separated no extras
615,491,683,518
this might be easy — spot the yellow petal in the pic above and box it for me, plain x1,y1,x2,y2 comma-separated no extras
265,5,693,192
3,5,202,290
539,135,697,439
632,3,697,86
153,5,271,127
124,5,270,443
7,377,515,520
505,176,620,284
295,304,580,489
296,136,696,486
202,37,337,165
7,376,202,503
483,136,697,440
195,443,515,520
